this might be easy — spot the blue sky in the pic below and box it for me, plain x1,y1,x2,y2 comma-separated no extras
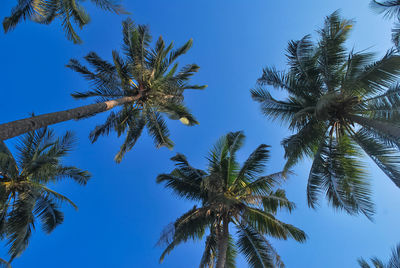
0,0,399,267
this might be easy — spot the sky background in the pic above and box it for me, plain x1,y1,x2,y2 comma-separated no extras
0,0,399,267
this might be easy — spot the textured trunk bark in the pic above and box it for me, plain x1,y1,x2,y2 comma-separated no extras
0,96,139,141
348,114,400,138
215,218,229,268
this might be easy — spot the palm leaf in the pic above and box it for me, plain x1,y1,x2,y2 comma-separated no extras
236,224,275,268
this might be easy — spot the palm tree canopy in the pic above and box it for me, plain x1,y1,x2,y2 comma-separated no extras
251,11,400,219
371,0,400,48
157,131,306,268
0,127,90,262
3,0,124,43
67,19,207,162
358,242,400,267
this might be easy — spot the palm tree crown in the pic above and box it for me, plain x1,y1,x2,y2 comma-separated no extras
3,0,124,43
358,242,400,268
251,11,400,219
67,19,206,162
157,131,306,268
0,128,90,262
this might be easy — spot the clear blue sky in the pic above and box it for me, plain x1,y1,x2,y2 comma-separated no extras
0,0,399,267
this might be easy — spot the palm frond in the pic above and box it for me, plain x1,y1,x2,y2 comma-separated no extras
239,171,287,196
225,235,238,268
388,243,400,267
34,195,64,234
353,129,400,187
358,49,400,95
282,120,328,170
307,136,375,219
158,206,211,263
144,108,173,149
90,0,125,13
3,0,35,33
251,87,303,127
317,11,353,91
0,142,19,178
243,207,306,242
236,144,270,184
262,189,296,214
236,224,275,268
114,112,146,163
6,193,35,262
357,258,372,268
199,229,217,268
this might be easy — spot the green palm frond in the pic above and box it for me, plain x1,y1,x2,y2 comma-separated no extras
239,171,287,196
317,11,353,91
235,144,270,185
34,195,64,234
286,35,318,84
199,228,217,268
358,241,400,267
388,243,400,267
237,224,275,268
225,235,238,268
357,50,400,95
3,0,36,33
158,206,212,263
357,258,372,268
307,136,374,219
0,142,19,178
282,120,328,170
353,129,400,187
144,108,173,149
243,207,306,241
6,193,35,262
261,189,296,214
114,114,146,163
157,153,205,201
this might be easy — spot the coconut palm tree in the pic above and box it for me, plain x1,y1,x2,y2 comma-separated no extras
371,0,400,49
0,127,90,262
251,11,400,219
157,131,306,268
3,0,124,44
0,19,206,162
358,242,400,267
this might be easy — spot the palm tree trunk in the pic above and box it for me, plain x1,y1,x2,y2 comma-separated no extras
215,217,229,268
348,114,400,138
0,96,139,141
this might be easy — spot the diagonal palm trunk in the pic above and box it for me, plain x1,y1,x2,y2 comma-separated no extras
348,114,400,138
0,96,139,141
215,217,229,268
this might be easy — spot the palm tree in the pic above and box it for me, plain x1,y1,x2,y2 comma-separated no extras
0,127,90,262
358,242,400,267
0,19,206,162
157,131,306,268
370,0,400,49
251,11,400,219
3,0,124,44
